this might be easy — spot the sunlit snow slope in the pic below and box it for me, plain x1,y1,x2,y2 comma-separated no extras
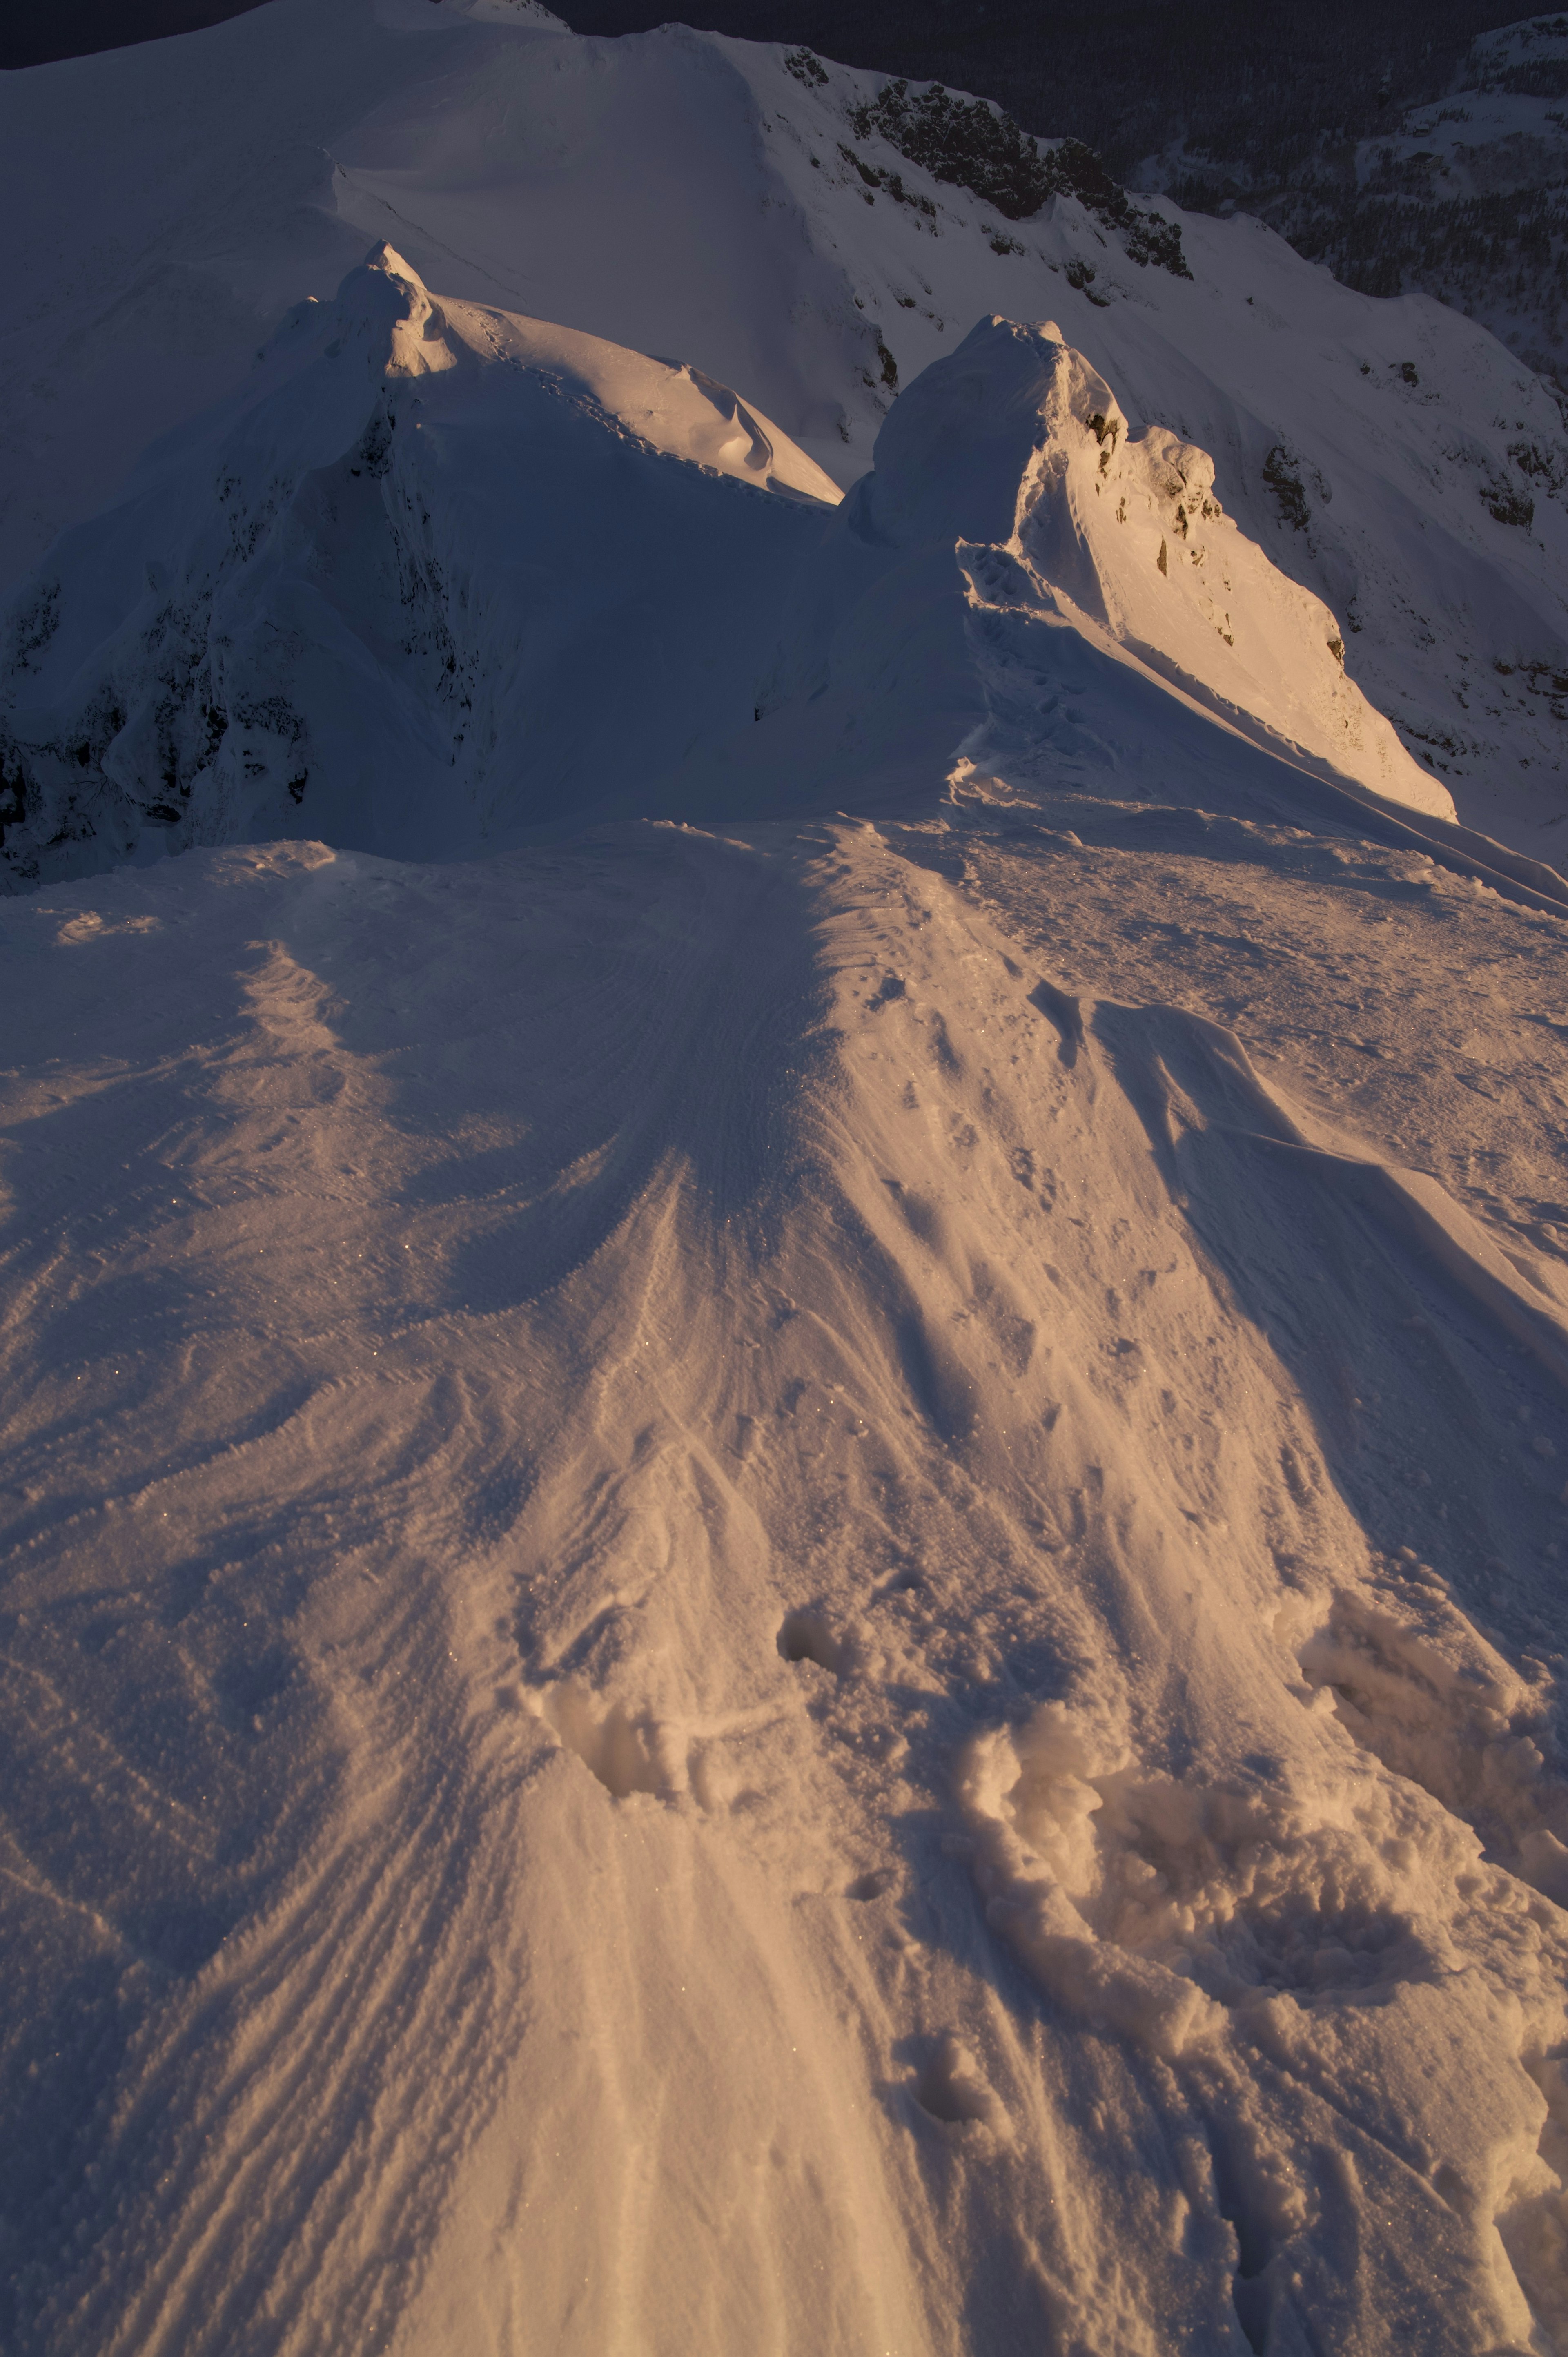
10,804,1568,2357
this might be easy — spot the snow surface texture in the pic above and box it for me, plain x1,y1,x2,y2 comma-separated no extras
11,9,1568,2357
5,0,1568,853
11,808,1568,2356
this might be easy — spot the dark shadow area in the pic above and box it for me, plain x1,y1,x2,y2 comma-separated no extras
777,1607,842,1670
1,0,268,70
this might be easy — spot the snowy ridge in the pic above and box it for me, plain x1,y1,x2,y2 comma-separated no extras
980,325,1450,815
7,816,1568,2350
0,245,838,877
16,264,1565,900
824,314,1451,818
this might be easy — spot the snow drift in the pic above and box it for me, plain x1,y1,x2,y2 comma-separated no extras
7,814,1568,2355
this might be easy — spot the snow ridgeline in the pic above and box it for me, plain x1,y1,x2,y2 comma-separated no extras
0,246,1477,892
0,244,839,876
7,810,1568,2353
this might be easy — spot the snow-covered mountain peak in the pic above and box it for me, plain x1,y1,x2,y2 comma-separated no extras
270,239,842,505
8,5,1568,846
325,240,463,379
847,313,1452,818
0,275,1485,888
1002,339,1452,818
0,244,848,882
853,315,1100,550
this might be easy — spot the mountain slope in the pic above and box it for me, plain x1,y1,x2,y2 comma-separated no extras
1147,12,1568,390
16,260,1537,893
6,0,1568,862
10,8,1568,2355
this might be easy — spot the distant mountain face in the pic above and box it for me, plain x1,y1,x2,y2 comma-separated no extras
1143,14,1568,392
565,2,1568,375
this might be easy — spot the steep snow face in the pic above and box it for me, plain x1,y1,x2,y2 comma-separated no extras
727,316,1568,915
0,245,837,883
858,317,1451,818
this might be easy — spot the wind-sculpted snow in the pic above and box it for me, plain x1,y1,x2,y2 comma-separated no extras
7,809,1568,2352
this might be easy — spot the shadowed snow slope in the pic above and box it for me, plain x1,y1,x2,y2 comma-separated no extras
15,282,1555,896
0,245,839,881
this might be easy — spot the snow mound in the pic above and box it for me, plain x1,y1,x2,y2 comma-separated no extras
867,316,1453,818
0,244,838,883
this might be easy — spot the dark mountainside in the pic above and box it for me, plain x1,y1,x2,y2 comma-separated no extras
2,0,1530,161
0,0,264,67
7,0,1568,379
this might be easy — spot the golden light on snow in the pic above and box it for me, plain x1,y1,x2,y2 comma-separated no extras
5,4,1568,2350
